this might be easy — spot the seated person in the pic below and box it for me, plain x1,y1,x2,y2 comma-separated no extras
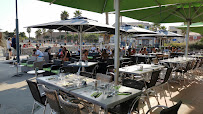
60,47,71,61
177,47,182,52
91,44,96,52
152,47,156,53
33,49,44,57
45,46,52,60
141,47,148,55
139,48,143,54
163,47,169,53
101,49,109,60
131,48,136,55
109,49,114,58
127,48,132,57
82,49,88,61
172,47,176,52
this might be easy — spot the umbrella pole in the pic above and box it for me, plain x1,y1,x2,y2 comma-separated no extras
79,26,82,61
16,0,20,63
114,0,120,85
185,21,190,56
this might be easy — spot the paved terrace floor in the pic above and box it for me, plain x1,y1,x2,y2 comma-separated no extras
0,59,202,114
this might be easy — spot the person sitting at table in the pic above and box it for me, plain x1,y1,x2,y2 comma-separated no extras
172,47,176,52
91,44,96,52
131,48,136,55
60,47,71,61
139,48,143,54
109,49,114,58
82,49,88,61
96,47,101,54
59,46,63,53
101,49,109,60
33,49,44,57
152,47,156,53
45,46,52,60
163,47,169,53
127,48,132,57
177,47,182,52
141,47,148,55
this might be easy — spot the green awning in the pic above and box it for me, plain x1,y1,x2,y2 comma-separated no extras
120,3,203,23
177,22,203,35
40,0,203,13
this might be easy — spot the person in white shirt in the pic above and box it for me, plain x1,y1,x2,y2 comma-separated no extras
33,46,44,57
7,38,12,59
91,44,96,52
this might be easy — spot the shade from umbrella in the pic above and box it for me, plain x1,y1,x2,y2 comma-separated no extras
27,17,117,60
120,2,203,56
177,22,203,35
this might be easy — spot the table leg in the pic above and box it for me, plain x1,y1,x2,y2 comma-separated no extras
82,67,85,72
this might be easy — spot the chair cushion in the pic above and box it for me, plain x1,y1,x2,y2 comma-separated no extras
20,63,27,66
27,64,34,67
43,67,51,72
51,70,59,74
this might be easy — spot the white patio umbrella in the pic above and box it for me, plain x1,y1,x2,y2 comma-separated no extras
26,17,119,60
120,24,157,54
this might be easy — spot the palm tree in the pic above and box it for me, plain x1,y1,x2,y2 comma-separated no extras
27,27,31,39
160,26,167,30
137,24,144,28
74,10,82,17
61,11,69,20
48,29,54,42
150,23,161,31
42,28,47,41
35,29,42,40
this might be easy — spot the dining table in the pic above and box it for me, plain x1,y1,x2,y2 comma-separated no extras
36,74,142,114
119,64,164,75
67,61,98,71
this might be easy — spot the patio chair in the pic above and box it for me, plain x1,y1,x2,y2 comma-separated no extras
34,60,45,70
146,101,182,114
80,71,94,78
96,62,107,74
58,95,93,114
42,85,63,114
26,80,47,114
121,61,129,67
53,59,62,66
154,68,173,106
96,73,112,83
107,58,114,65
106,65,115,80
63,61,71,67
109,95,141,114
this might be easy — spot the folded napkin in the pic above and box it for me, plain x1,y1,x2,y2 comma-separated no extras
91,92,102,98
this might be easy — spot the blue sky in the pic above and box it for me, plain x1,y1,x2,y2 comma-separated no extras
0,0,182,37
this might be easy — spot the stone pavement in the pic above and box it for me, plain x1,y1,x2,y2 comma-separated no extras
0,58,202,114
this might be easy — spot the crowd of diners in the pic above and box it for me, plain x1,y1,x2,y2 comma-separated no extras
31,43,183,63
